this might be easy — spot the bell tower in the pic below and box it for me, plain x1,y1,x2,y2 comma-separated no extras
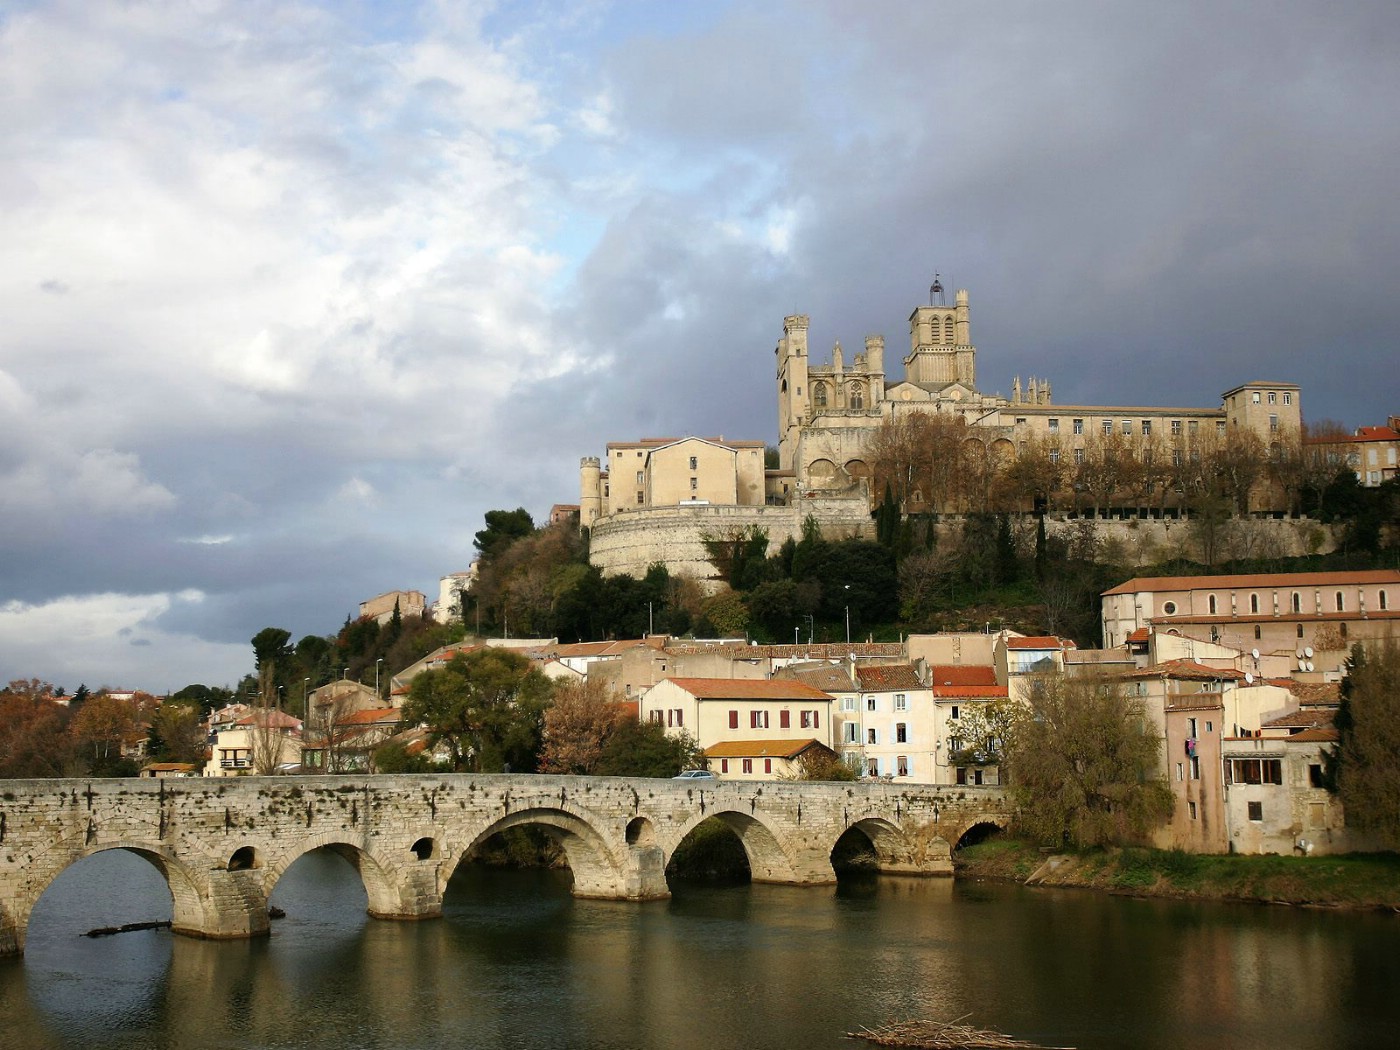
776,314,810,471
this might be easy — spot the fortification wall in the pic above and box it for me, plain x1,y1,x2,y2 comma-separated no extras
588,499,876,589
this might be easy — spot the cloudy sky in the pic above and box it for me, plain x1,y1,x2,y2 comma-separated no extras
2,1,1397,693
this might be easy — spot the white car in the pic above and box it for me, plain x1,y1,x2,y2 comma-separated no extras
672,769,718,783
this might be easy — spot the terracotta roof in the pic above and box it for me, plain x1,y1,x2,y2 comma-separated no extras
1287,727,1340,743
1261,707,1336,730
233,710,302,729
1006,636,1076,650
703,738,830,759
934,685,1009,699
929,665,998,687
1104,569,1400,596
661,678,834,701
776,664,857,692
855,664,923,691
665,642,905,660
1126,627,1151,643
1123,660,1245,682
335,707,401,727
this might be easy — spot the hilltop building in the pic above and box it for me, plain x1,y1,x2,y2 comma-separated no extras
580,284,1306,586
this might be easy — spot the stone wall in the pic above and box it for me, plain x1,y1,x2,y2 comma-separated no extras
588,499,876,590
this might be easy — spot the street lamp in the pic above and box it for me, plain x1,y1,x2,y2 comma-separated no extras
844,584,851,644
303,677,311,718
375,658,384,698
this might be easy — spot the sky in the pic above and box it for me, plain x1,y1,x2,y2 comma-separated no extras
2,1,1397,694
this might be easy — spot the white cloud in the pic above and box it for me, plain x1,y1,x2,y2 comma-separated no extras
0,590,248,692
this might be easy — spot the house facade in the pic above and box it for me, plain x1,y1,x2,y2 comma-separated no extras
1101,570,1400,672
637,677,836,780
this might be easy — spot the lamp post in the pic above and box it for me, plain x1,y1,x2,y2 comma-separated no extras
303,677,311,719
844,584,851,644
375,658,383,698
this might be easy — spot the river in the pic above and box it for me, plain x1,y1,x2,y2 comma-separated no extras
3,848,1398,1050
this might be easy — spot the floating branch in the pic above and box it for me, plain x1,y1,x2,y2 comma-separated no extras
847,1016,1074,1050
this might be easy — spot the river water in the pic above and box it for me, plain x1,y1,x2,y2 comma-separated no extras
3,848,1398,1050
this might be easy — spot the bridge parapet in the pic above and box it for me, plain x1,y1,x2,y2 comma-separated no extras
0,775,1010,957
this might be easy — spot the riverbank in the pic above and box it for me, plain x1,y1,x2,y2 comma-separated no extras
954,837,1400,910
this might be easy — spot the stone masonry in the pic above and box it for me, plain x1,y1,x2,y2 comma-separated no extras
0,774,1010,956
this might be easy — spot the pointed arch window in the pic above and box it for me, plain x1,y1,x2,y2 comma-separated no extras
812,383,828,408
1208,594,1218,615
943,315,955,344
848,382,864,410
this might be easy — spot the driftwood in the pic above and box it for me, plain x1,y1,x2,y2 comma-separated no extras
83,920,172,938
847,1015,1074,1050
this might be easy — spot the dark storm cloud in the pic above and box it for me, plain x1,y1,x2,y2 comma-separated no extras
2,1,1396,691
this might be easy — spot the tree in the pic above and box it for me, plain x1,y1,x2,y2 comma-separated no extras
1332,641,1400,846
70,692,141,776
0,681,77,777
148,700,207,764
1005,675,1172,848
400,648,552,772
947,699,1017,770
593,718,702,778
539,678,625,775
474,507,536,565
788,748,857,781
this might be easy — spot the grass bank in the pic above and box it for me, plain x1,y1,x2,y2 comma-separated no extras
955,837,1400,909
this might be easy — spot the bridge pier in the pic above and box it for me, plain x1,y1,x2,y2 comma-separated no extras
185,867,272,941
622,844,670,900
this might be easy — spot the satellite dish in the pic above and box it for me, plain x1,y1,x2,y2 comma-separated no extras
1251,648,1260,660
1304,646,1314,658
1305,660,1315,672
1245,672,1254,684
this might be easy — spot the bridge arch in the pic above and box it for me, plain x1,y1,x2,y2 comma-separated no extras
669,808,809,885
14,836,216,952
452,807,626,899
262,833,408,919
952,819,1008,852
839,812,954,876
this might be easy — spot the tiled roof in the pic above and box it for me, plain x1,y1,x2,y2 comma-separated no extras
935,685,1009,699
855,664,923,691
1123,660,1245,682
703,738,829,759
1006,636,1076,650
234,709,302,729
1126,627,1151,643
662,678,834,701
929,665,998,687
1261,707,1336,730
665,642,905,660
1288,727,1340,743
1104,569,1400,596
335,707,401,727
776,664,857,692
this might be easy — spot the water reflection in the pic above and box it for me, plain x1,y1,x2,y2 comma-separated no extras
7,850,1400,1050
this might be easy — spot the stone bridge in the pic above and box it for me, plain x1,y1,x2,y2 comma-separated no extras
0,774,1011,957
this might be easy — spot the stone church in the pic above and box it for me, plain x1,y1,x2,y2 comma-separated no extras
579,284,1302,585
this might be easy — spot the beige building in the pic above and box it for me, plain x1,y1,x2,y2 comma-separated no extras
1306,420,1400,488
204,710,302,776
359,589,427,625
1102,570,1400,673
638,677,836,780
580,436,769,529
